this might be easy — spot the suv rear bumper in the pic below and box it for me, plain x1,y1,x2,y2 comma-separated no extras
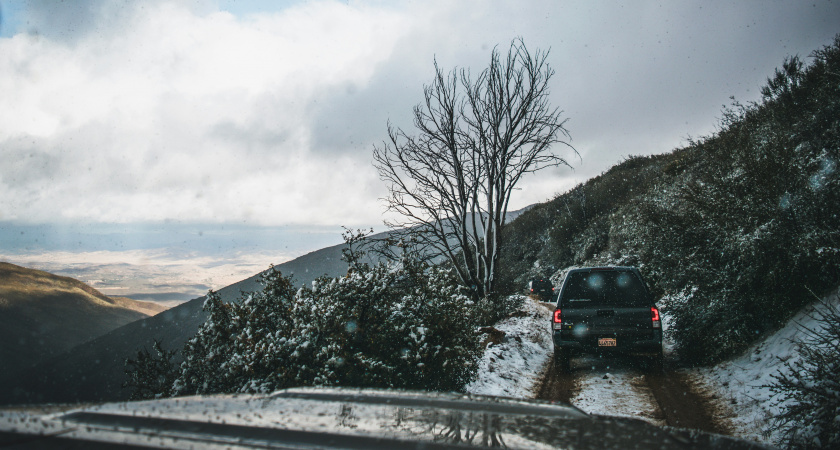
553,330,662,356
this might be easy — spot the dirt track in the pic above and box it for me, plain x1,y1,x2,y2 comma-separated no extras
535,356,578,405
536,354,731,436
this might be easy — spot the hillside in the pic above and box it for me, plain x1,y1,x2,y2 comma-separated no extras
498,150,684,287
500,36,840,365
0,262,167,380
0,239,360,405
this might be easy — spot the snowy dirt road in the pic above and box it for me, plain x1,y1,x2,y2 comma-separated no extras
536,354,731,435
467,296,735,439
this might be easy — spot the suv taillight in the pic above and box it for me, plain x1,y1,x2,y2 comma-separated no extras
651,307,661,329
553,309,562,330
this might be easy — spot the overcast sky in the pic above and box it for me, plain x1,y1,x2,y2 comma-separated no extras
2,0,838,226
1,0,839,299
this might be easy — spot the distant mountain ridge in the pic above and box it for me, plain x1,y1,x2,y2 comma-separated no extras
0,207,535,406
0,239,356,405
0,262,167,381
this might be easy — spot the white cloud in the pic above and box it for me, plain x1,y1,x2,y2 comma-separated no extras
0,0,409,226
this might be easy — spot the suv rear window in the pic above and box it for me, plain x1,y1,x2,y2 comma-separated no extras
560,270,649,307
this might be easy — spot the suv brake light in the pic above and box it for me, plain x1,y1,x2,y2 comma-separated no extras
553,309,562,323
651,307,661,329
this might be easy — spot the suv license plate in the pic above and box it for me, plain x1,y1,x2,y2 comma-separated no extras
598,338,617,347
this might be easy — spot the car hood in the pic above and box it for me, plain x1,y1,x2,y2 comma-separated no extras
0,387,768,449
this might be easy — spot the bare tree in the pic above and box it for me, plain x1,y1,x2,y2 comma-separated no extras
373,38,574,299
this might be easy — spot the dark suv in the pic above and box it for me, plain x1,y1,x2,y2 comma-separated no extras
551,266,663,372
528,277,554,300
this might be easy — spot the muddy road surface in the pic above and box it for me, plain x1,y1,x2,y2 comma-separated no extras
536,354,731,436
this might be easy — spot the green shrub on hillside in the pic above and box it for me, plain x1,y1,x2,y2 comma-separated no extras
123,340,177,400
126,242,481,399
629,37,840,364
497,152,678,294
769,296,840,449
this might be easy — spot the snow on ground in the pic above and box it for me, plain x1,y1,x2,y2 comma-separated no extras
571,361,665,427
465,295,554,398
466,295,665,426
694,288,840,446
466,294,665,427
463,286,840,444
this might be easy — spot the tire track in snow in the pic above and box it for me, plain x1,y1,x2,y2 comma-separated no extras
535,359,578,405
534,300,665,425
568,356,666,426
647,370,733,435
538,354,731,435
534,300,730,435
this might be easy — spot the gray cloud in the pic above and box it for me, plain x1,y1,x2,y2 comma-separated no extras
19,0,135,42
4,140,61,186
309,59,420,156
17,0,211,42
209,120,292,155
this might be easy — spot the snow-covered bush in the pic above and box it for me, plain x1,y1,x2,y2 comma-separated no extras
473,292,525,325
169,247,481,396
172,268,296,395
769,297,840,449
123,340,177,400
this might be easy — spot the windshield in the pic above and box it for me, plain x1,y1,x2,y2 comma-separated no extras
560,271,649,307
0,3,836,449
